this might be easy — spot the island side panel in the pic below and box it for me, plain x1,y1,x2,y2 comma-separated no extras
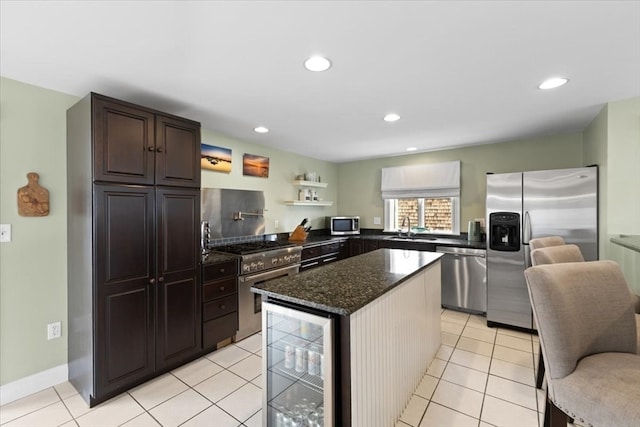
348,261,441,426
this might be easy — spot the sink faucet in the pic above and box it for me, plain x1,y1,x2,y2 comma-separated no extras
400,216,413,237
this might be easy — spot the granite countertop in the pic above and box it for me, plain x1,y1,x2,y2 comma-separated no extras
298,235,349,247
610,235,640,253
201,250,239,265
297,233,486,250
251,248,443,316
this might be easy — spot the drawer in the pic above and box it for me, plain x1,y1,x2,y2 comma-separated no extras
203,277,237,302
203,312,238,349
322,242,340,254
203,294,237,321
203,259,238,281
302,246,320,260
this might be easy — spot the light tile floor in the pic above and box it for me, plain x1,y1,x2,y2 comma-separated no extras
1,309,581,427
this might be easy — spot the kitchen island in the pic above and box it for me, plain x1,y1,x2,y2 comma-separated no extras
252,248,443,426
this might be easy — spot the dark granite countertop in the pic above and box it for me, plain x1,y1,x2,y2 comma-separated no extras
201,250,239,266
610,235,640,253
251,248,443,316
297,236,349,247
293,233,485,250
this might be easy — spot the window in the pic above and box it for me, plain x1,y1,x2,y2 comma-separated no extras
384,197,460,234
381,161,460,235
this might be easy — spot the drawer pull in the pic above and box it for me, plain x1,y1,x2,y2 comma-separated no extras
219,268,225,273
220,304,226,310
220,286,225,291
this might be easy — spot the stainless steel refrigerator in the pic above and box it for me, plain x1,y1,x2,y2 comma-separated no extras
486,166,598,329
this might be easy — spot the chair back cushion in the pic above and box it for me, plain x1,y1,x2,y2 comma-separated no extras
530,244,585,266
529,236,566,249
524,260,637,379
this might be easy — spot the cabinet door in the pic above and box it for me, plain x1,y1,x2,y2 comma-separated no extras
94,185,155,397
349,239,363,257
93,95,155,185
338,240,348,259
363,240,379,253
155,115,201,188
155,187,201,368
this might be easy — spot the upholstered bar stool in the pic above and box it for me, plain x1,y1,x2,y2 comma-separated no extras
530,243,585,390
524,261,640,427
529,236,566,250
530,244,585,266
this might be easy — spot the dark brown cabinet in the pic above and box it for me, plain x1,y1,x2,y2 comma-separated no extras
94,185,155,395
363,239,380,253
348,239,363,257
301,240,346,271
92,95,200,187
154,188,201,368
202,259,239,350
67,93,201,407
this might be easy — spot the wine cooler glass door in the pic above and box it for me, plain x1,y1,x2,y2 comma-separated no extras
262,301,334,427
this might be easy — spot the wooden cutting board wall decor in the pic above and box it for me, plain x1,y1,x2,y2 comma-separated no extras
17,172,50,216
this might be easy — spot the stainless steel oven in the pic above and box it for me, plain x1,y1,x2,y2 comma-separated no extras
237,263,299,341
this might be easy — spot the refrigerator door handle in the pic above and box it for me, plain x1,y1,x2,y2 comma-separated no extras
524,244,532,269
523,210,532,244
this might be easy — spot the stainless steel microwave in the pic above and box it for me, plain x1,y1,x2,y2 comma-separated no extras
326,216,360,235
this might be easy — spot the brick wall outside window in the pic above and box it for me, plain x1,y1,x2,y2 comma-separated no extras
397,198,452,232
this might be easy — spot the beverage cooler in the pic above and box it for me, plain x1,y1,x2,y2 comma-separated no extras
262,301,335,427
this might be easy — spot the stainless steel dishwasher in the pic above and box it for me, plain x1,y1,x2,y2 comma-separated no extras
436,246,487,315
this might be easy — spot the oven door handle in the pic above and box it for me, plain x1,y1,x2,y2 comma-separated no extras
239,264,300,283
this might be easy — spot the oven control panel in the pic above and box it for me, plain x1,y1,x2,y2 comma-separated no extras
241,248,302,274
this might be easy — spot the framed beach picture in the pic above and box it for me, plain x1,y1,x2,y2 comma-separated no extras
243,153,270,178
201,144,232,173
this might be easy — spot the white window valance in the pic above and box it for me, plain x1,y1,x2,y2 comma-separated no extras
381,161,460,199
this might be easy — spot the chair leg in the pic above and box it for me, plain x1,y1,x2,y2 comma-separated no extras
536,346,545,389
544,396,568,427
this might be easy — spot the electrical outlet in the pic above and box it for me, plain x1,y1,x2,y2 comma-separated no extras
274,219,279,230
47,322,61,340
373,217,381,225
0,224,11,242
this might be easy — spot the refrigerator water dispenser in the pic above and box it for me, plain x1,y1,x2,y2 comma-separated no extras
489,212,520,251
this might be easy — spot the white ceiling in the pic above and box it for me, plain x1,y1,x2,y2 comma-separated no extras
1,1,639,163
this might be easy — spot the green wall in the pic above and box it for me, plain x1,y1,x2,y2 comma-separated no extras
336,134,584,229
0,78,78,385
584,97,640,294
200,129,338,233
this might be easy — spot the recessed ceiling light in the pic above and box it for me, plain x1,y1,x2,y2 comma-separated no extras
406,147,417,152
254,126,269,133
384,113,400,122
538,77,569,90
304,56,331,72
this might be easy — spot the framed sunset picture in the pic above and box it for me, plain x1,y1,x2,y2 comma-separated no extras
243,153,270,178
201,144,232,173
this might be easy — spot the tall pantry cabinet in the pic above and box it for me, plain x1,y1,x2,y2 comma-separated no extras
67,93,202,406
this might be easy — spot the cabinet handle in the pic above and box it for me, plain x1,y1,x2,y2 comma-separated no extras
149,278,155,284
220,304,226,310
158,277,164,282
147,146,155,152
220,286,225,291
219,268,225,273
156,147,164,153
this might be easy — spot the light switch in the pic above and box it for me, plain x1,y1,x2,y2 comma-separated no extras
373,217,381,225
0,224,11,242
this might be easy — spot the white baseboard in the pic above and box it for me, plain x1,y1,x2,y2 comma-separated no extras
0,364,68,406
